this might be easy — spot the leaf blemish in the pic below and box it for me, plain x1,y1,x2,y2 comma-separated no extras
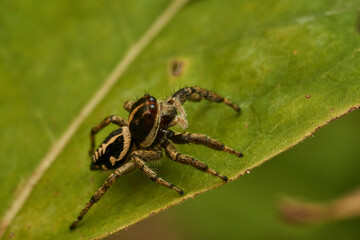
169,59,185,77
305,94,311,99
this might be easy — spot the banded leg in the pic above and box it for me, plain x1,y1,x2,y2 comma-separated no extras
170,86,240,112
132,150,184,195
166,130,243,157
89,115,128,155
69,161,136,230
163,141,228,181
124,101,134,112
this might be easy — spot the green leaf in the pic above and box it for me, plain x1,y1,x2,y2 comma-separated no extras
1,0,360,239
0,0,171,218
143,110,360,240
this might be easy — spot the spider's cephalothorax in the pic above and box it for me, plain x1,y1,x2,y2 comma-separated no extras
70,87,243,229
128,94,160,147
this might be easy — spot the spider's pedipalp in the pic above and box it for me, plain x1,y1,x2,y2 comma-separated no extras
160,98,189,130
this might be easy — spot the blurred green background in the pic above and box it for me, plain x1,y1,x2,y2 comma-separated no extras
111,109,360,240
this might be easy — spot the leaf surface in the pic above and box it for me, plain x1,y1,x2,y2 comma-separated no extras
1,0,360,239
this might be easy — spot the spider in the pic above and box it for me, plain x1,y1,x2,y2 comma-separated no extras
69,86,243,229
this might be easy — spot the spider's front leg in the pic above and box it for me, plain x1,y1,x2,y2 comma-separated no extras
124,101,134,112
169,86,240,112
132,148,184,195
69,161,136,230
163,141,228,181
166,130,243,157
89,115,128,156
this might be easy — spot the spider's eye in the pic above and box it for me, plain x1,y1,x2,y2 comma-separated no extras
150,104,156,109
149,97,156,102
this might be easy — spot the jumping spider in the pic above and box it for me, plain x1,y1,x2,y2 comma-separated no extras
70,86,243,229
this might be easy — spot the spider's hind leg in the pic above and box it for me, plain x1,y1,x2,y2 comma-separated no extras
163,141,228,181
69,161,136,230
89,115,128,156
169,86,240,112
166,130,243,157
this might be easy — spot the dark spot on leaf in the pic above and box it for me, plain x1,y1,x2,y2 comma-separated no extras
169,60,185,77
53,190,59,197
306,94,311,99
8,232,14,239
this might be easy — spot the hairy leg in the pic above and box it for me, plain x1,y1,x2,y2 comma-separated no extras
169,86,240,112
166,130,243,157
69,161,136,229
89,115,128,155
124,101,133,112
132,149,184,195
163,141,228,181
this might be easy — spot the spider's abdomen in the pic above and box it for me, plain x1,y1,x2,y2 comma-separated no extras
91,127,132,170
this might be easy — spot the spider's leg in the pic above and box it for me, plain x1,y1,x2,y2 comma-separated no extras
166,130,243,157
163,141,228,181
69,161,136,230
89,115,128,156
124,100,134,112
169,86,240,112
132,149,184,195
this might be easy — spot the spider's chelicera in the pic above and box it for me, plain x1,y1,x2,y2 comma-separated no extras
70,87,243,229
